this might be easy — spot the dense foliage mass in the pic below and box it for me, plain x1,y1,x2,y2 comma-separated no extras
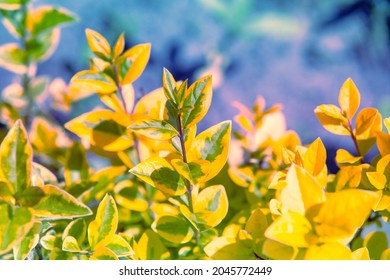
1,0,390,260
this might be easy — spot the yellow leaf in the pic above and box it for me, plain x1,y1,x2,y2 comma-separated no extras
352,247,370,260
314,104,350,135
366,172,386,190
193,185,228,228
89,247,118,260
152,215,194,244
374,194,390,211
305,243,352,260
113,33,125,58
314,189,378,244
133,87,167,119
334,166,362,190
303,137,326,177
120,43,151,85
135,229,170,260
376,131,390,156
355,108,382,140
65,109,133,152
380,248,390,260
105,234,134,257
385,117,390,133
171,159,210,185
130,156,187,196
114,180,148,212
245,209,268,239
88,194,118,250
85,28,111,58
280,165,325,215
150,203,179,219
338,78,360,120
377,154,390,175
71,70,116,94
262,239,297,260
187,121,231,181
264,211,316,248
335,149,362,166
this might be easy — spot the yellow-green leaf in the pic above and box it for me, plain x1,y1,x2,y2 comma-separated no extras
152,215,194,244
355,108,382,139
65,110,133,152
105,234,134,257
313,189,378,244
130,156,187,196
0,0,22,10
13,221,41,260
85,28,111,59
0,119,32,195
262,239,297,260
0,43,27,74
88,194,118,250
33,185,92,219
187,121,231,181
129,117,178,140
89,247,118,260
305,243,352,260
265,211,315,248
62,236,87,253
366,172,386,190
245,209,268,239
0,204,34,255
71,70,116,94
62,218,87,246
171,159,210,185
135,229,170,260
280,164,325,215
181,75,212,128
193,185,228,228
335,149,362,166
314,104,350,135
119,43,151,85
338,78,360,120
114,180,148,212
162,68,178,105
380,248,390,260
204,236,255,260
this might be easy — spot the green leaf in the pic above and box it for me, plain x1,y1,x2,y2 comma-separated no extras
130,156,187,196
193,185,228,228
0,181,14,204
171,159,210,185
363,231,388,260
0,0,25,10
88,194,118,250
0,119,32,195
187,120,231,181
162,68,178,105
245,209,268,240
105,234,134,257
181,75,212,128
27,6,77,36
64,143,89,185
129,117,178,140
135,229,170,260
25,30,59,62
262,239,297,260
13,221,41,260
0,43,27,74
62,236,86,253
33,185,92,219
0,204,34,255
152,215,194,244
16,186,45,207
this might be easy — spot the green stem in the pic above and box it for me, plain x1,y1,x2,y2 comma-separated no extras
177,113,194,212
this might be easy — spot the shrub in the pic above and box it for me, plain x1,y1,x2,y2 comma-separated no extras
0,0,390,260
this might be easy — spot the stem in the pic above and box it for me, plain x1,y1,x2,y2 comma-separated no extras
347,119,364,164
177,113,194,212
113,67,128,114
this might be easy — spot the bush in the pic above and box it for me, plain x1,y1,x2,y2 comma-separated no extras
0,0,390,260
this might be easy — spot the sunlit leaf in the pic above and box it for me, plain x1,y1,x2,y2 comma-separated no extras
85,28,111,59
171,159,210,185
313,189,378,244
245,209,268,239
280,164,325,215
65,109,133,152
352,247,370,260
376,131,390,156
363,231,388,260
0,204,34,255
193,185,228,228
71,70,116,94
265,211,315,248
114,180,148,212
64,143,89,185
262,239,297,260
62,218,87,246
314,104,349,135
130,156,187,196
305,243,352,260
335,149,362,166
118,43,151,85
105,234,134,257
129,117,178,140
162,68,178,105
88,194,118,250
33,185,92,219
334,166,362,190
204,236,255,260
303,138,326,176
385,118,390,133
181,75,212,128
187,121,231,181
152,215,194,244
113,33,125,58
16,186,44,207
338,78,360,120
0,119,32,195
366,172,386,190
13,221,41,260
62,236,86,253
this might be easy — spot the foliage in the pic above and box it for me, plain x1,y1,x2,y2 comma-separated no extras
1,0,390,260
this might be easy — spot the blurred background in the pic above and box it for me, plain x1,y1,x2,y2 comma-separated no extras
1,0,390,165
